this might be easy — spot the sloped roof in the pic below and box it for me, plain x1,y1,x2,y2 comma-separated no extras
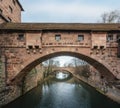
16,0,24,11
0,23,120,31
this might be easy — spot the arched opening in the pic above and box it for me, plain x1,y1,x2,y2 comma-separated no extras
52,70,73,81
12,51,115,84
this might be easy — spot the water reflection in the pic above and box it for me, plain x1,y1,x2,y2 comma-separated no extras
39,82,91,108
3,77,120,108
56,72,69,80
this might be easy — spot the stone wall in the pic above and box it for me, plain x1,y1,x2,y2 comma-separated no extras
0,32,26,82
0,85,21,107
23,64,44,93
91,32,107,49
0,33,26,47
42,31,91,47
0,56,21,107
0,31,119,82
0,56,6,92
0,29,120,106
0,18,5,23
0,0,22,22
75,73,120,104
0,63,44,107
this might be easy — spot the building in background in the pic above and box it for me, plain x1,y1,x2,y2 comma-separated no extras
0,0,23,23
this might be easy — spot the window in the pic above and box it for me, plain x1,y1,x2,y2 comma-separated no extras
28,45,33,49
12,0,16,5
78,35,84,41
93,46,98,49
35,46,39,49
100,46,104,49
55,34,61,41
0,9,2,14
9,6,13,13
107,34,113,42
8,17,12,22
18,34,24,41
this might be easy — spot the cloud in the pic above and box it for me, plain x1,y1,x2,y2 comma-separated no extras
20,0,120,22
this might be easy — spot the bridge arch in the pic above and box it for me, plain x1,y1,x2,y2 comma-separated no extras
12,51,115,84
52,69,74,75
52,69,73,80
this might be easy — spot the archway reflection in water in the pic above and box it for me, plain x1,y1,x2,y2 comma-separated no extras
55,71,70,80
3,75,120,108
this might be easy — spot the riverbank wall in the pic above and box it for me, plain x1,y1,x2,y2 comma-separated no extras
0,64,44,107
74,74,120,104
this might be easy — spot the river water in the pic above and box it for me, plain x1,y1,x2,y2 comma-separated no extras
3,75,120,108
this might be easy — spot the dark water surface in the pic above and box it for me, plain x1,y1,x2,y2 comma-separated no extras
3,77,120,108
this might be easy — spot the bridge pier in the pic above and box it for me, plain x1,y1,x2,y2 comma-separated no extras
0,55,22,106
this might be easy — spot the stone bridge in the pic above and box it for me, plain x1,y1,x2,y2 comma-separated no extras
0,23,120,85
0,0,120,105
0,23,120,105
0,23,120,83
51,67,76,75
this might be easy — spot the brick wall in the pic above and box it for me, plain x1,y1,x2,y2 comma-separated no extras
42,31,91,47
0,0,22,23
91,32,107,49
0,32,26,81
0,30,120,106
0,17,5,23
26,32,42,49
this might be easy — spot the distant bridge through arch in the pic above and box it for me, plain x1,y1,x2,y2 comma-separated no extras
0,23,120,85
52,67,75,74
49,67,76,77
11,51,116,84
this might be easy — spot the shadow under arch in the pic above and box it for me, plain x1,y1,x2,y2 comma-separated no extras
12,51,115,84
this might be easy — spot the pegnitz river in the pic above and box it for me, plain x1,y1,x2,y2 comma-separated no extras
3,72,120,108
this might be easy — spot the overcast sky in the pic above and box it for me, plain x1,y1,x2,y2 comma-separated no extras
20,0,120,23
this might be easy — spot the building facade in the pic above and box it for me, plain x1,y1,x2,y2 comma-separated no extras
0,0,23,23
0,0,120,85
0,23,120,81
0,1,120,106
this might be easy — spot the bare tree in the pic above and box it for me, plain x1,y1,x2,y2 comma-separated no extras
100,10,120,23
42,58,60,77
101,13,108,23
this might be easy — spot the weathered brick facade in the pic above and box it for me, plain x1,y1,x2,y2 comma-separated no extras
0,23,120,84
0,0,23,23
0,1,120,106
